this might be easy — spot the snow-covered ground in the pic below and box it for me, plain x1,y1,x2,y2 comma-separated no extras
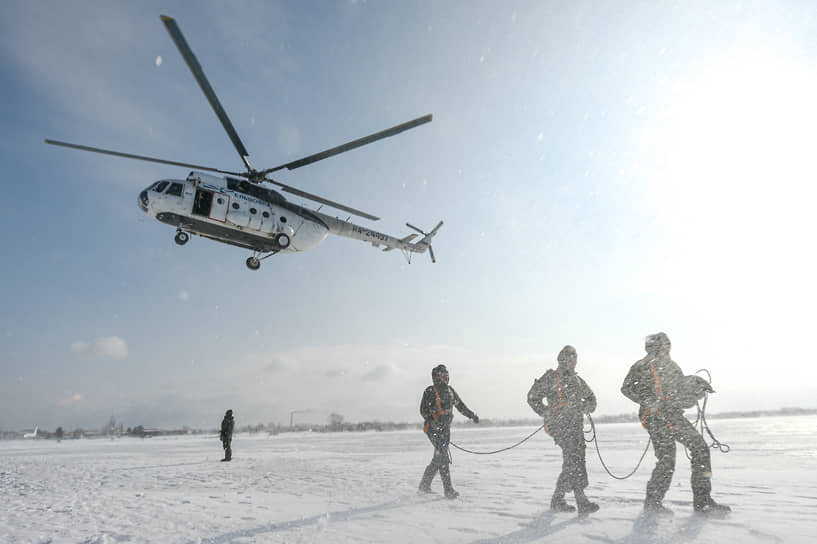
1,415,814,543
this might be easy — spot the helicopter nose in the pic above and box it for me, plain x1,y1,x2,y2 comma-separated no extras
138,190,149,212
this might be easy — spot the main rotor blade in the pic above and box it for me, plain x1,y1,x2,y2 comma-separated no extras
161,15,252,172
262,114,433,174
265,177,380,221
44,139,244,176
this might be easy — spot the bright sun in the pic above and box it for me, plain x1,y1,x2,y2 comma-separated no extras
638,45,817,371
650,48,817,268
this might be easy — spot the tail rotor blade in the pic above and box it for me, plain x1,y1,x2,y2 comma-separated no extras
406,222,425,235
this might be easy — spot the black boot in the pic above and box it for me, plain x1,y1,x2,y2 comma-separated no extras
574,489,599,514
550,492,576,512
694,496,731,515
440,464,459,499
418,464,436,494
644,499,673,515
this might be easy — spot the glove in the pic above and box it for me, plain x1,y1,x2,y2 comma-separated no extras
472,414,480,424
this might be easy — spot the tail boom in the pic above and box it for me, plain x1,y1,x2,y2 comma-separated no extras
317,213,442,259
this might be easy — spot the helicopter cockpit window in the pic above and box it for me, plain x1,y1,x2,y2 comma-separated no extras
166,183,183,197
154,181,169,193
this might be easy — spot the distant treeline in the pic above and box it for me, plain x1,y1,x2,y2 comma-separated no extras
3,407,815,440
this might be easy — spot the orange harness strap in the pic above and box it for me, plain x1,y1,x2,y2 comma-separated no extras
544,372,570,436
424,386,451,433
549,372,570,409
641,361,674,430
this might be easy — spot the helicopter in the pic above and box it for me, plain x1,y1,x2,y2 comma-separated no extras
45,15,442,270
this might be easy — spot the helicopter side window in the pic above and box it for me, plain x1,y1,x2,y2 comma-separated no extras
262,211,270,218
250,208,257,215
154,181,169,193
166,183,183,197
280,216,287,223
232,203,240,210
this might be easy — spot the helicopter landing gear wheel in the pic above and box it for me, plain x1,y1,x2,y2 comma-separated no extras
246,256,261,270
174,231,189,245
275,232,291,249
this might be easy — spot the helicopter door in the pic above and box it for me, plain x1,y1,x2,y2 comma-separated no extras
209,193,229,222
192,189,213,217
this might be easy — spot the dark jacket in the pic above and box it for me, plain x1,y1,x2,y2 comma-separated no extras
220,415,235,442
621,355,685,416
420,383,476,428
527,367,596,435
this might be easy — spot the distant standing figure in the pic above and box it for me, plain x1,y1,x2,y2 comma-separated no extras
220,409,235,462
621,332,730,515
419,364,479,499
527,345,599,514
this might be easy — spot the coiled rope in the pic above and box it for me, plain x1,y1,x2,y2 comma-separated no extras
686,369,731,456
587,368,730,478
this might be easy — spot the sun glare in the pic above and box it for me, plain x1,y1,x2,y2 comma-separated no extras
649,49,817,269
639,47,817,373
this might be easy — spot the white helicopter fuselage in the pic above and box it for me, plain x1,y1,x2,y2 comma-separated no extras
139,171,326,253
138,171,436,259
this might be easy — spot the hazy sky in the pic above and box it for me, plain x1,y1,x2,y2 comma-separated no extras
2,1,816,430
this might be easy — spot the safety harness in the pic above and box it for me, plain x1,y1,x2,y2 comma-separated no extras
641,360,673,430
424,386,451,433
544,371,571,436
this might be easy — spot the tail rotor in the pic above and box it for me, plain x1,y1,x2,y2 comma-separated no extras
406,221,443,263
